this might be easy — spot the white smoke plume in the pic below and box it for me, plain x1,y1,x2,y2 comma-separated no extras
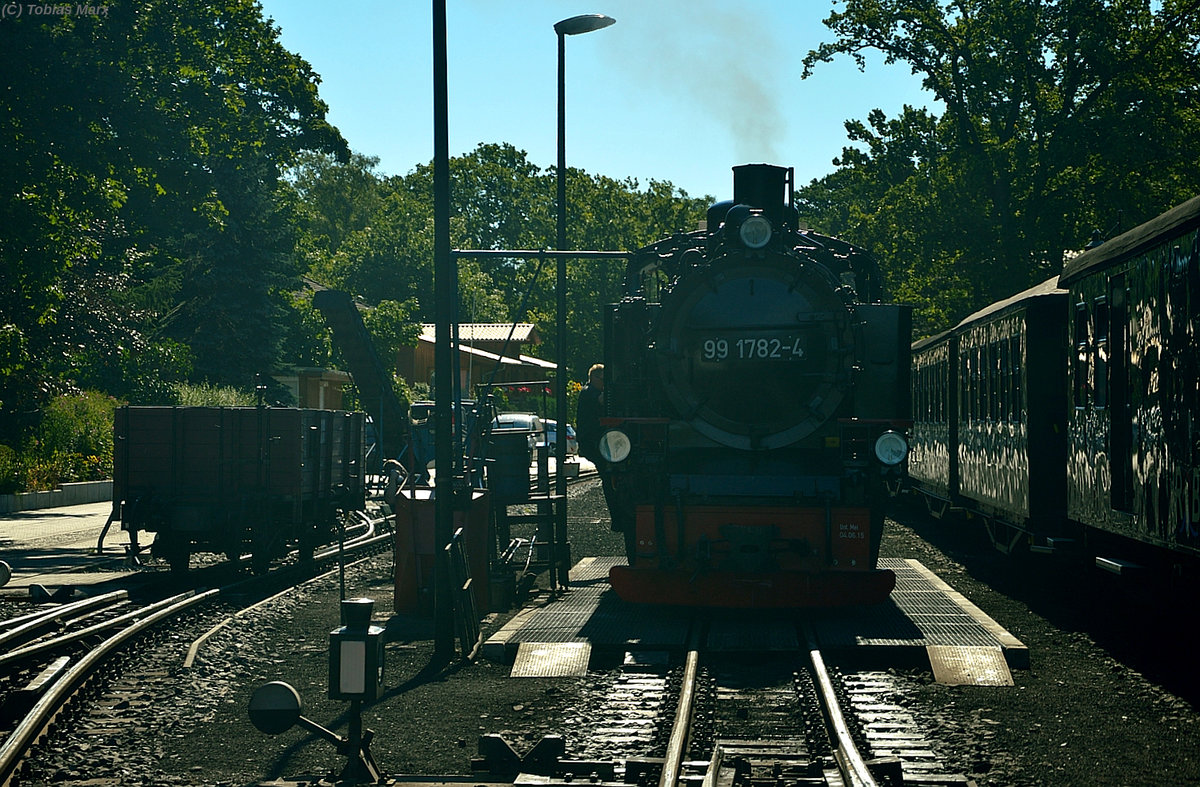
595,0,786,165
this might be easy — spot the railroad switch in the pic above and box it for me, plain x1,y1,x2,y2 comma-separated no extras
473,733,617,782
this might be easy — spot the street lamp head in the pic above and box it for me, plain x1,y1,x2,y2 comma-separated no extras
554,13,616,36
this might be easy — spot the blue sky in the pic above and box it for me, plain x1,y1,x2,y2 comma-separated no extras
259,0,940,202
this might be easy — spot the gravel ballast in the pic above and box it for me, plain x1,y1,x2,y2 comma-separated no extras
16,480,1200,786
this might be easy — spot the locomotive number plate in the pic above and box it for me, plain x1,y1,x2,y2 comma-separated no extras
700,336,806,361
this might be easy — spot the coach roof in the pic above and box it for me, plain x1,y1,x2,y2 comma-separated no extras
954,275,1067,331
1060,194,1200,286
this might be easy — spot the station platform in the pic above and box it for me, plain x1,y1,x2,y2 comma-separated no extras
0,501,138,598
484,557,1026,686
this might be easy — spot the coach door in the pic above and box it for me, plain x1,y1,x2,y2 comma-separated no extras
1108,273,1133,512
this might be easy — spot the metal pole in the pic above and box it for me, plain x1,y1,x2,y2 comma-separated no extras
554,31,569,591
432,0,455,660
557,31,567,254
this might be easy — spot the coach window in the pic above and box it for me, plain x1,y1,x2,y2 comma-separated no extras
964,345,974,424
981,343,991,421
999,338,1011,422
1010,334,1022,422
1073,301,1090,408
984,342,993,421
938,361,945,421
976,343,985,423
921,365,930,421
962,349,973,424
915,365,925,421
994,339,1003,422
1093,297,1109,409
1189,242,1200,319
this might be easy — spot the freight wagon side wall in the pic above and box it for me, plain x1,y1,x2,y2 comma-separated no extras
114,406,365,543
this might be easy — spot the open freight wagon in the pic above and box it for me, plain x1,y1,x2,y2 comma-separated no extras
113,406,366,573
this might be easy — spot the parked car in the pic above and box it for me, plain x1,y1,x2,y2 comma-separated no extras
539,419,578,455
491,412,543,450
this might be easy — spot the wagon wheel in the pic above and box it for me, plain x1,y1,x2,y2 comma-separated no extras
250,547,272,575
297,526,319,566
246,496,274,574
153,533,190,575
168,549,190,575
224,544,245,564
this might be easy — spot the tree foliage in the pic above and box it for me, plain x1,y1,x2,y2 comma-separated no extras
291,143,709,383
0,1,346,444
800,0,1200,336
14,0,1193,476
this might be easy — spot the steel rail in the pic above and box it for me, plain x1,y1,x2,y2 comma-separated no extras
183,529,393,669
0,588,218,787
658,648,701,787
0,526,392,675
0,590,129,648
0,598,150,672
803,625,879,787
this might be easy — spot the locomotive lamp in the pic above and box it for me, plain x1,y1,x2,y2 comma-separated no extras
598,429,631,463
874,430,909,466
739,213,773,249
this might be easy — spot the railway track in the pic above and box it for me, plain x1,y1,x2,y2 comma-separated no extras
665,637,882,787
478,621,970,787
0,511,394,786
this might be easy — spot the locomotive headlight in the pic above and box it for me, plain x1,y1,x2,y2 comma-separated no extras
874,430,908,465
598,430,632,463
738,215,773,249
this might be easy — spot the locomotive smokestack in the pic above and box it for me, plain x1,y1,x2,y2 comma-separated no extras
733,164,794,229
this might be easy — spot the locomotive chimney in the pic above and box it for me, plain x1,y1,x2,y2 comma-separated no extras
733,164,794,229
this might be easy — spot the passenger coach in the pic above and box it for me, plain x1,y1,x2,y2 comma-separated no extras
1061,195,1200,561
911,193,1200,574
910,278,1068,550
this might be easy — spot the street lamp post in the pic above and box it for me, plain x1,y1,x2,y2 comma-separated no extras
555,14,615,251
553,13,614,590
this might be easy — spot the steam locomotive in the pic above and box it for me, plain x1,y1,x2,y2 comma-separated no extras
601,164,911,607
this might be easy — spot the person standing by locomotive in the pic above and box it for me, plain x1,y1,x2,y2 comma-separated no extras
576,363,605,468
576,364,631,557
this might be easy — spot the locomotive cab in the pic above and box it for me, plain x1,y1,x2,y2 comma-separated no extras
602,164,911,608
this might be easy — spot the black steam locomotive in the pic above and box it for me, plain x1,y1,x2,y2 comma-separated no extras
600,164,911,608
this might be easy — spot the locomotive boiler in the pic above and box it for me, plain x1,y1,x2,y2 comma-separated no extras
601,164,911,607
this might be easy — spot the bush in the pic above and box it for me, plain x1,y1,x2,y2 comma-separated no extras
1,392,120,493
172,381,256,406
37,391,117,460
0,444,21,495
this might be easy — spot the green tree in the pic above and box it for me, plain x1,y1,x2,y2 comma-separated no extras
0,0,347,441
362,299,423,374
560,173,709,377
802,0,1200,333
287,142,709,390
289,152,386,257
